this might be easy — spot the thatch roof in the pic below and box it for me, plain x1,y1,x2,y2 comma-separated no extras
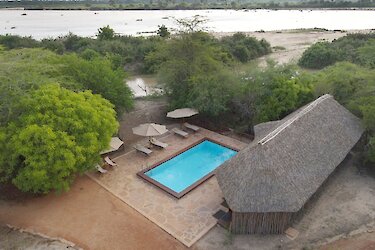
253,121,280,140
216,94,364,213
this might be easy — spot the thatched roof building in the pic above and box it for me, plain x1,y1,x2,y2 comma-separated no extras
216,94,364,234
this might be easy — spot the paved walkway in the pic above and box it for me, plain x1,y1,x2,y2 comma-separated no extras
88,127,247,247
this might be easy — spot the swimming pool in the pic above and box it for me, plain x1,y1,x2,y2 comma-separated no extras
137,139,237,198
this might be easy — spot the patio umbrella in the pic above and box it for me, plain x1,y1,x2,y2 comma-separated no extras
132,123,169,138
167,108,199,119
100,137,124,155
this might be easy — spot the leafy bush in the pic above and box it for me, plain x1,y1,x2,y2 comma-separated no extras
311,62,375,105
310,62,375,165
97,25,115,40
0,48,65,125
357,39,375,69
0,84,118,193
0,34,40,49
220,33,272,63
234,63,314,127
0,48,133,122
156,32,234,117
299,33,375,69
298,42,338,69
157,25,170,38
59,54,133,113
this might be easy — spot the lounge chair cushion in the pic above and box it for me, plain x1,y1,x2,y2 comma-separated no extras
134,145,153,155
184,122,200,132
104,156,118,167
172,128,189,138
150,138,168,148
95,164,107,173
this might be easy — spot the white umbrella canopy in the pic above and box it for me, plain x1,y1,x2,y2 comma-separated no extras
166,108,199,119
100,137,124,155
132,123,169,137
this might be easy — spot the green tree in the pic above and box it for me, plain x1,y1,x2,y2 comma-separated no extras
310,62,375,165
220,33,272,63
357,39,375,68
156,31,233,117
0,34,40,49
97,25,115,40
0,84,118,193
312,62,375,105
237,63,314,124
187,70,236,116
0,48,67,125
348,96,375,165
157,25,170,38
298,42,338,69
59,54,133,113
0,48,133,122
298,33,375,69
174,15,208,33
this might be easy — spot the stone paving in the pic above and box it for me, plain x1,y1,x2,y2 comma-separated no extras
87,127,247,247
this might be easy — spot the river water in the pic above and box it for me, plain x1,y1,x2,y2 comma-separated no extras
0,9,374,39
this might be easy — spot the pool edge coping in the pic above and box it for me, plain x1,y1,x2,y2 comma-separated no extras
136,137,240,199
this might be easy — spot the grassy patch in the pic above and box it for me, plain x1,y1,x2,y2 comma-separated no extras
272,46,286,51
287,28,329,33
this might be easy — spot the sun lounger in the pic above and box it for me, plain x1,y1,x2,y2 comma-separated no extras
172,128,189,138
183,122,200,132
95,164,107,174
134,144,153,156
150,138,168,149
104,156,118,167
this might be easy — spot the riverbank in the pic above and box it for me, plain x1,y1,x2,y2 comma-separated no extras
215,29,374,66
126,28,372,97
1,9,374,39
1,3,375,11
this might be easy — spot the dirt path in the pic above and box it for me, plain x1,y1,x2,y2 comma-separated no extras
196,158,375,250
0,176,186,250
320,231,375,250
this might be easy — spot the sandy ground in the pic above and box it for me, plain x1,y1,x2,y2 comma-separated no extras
196,156,375,250
0,175,186,250
253,30,348,66
214,29,368,66
320,230,375,250
0,225,77,250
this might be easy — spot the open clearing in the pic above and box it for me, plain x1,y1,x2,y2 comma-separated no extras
0,175,186,250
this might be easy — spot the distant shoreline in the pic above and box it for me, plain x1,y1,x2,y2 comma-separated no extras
1,9,373,40
1,6,375,11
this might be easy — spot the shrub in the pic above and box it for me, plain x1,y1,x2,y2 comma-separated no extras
0,34,40,49
0,84,118,193
220,33,272,63
298,42,338,69
299,33,375,69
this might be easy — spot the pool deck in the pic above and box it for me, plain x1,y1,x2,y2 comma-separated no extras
87,126,247,247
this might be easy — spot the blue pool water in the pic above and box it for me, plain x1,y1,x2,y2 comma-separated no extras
145,140,237,193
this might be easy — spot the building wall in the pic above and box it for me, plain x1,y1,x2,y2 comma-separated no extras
230,212,294,234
